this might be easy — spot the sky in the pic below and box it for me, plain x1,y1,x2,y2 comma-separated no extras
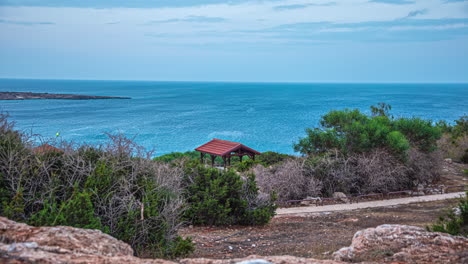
0,0,468,82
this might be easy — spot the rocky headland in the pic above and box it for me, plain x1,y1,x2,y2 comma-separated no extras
0,92,131,100
1,217,467,264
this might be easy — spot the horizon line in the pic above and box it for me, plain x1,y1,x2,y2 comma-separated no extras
1,77,468,85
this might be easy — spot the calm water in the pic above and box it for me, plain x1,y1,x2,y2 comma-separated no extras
0,79,467,155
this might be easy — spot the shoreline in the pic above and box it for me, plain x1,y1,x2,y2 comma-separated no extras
0,92,131,100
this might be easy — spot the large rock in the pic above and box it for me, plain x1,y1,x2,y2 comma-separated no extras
333,224,468,264
0,216,133,257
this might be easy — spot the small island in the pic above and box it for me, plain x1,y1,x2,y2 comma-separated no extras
0,92,131,100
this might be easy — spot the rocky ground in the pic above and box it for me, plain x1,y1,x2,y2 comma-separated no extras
1,216,467,264
179,199,462,259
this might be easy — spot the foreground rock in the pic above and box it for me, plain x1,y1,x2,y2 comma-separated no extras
0,92,131,100
333,224,468,264
1,217,467,264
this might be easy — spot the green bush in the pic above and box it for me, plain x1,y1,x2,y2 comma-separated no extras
183,163,275,226
235,159,259,172
257,151,291,166
294,104,441,157
29,189,106,231
429,191,468,236
153,151,199,163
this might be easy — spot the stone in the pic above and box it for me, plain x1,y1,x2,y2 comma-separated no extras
333,224,468,264
444,158,453,164
333,192,350,203
0,216,133,257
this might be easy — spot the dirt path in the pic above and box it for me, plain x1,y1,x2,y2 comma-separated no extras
276,192,466,216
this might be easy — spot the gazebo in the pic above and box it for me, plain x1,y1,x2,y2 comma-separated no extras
32,143,63,155
195,138,261,168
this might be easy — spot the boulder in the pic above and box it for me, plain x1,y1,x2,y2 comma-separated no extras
0,216,133,257
333,224,468,264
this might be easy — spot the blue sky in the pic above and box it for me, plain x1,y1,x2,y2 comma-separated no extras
1,0,467,82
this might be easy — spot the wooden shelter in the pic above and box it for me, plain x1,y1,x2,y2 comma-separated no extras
195,138,261,168
32,143,63,155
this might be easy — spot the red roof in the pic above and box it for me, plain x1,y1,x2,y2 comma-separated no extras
195,139,261,156
32,144,63,154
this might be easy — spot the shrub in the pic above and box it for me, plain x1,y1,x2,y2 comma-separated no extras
428,191,468,236
294,105,441,157
0,113,193,259
461,149,468,164
254,158,322,200
235,159,259,172
153,151,199,163
256,151,291,166
183,163,275,225
29,189,105,231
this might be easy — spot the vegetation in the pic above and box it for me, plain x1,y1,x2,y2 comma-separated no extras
428,191,468,236
252,104,443,200
0,113,275,259
437,115,468,163
293,104,441,157
183,162,276,225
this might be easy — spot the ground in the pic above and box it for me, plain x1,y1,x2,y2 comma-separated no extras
180,199,460,259
180,161,468,260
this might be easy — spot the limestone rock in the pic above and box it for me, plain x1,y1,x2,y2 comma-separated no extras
0,216,133,257
333,224,468,264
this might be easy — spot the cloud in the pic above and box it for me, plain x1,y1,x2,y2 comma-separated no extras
148,16,226,24
0,19,55,25
369,0,415,4
0,0,254,8
274,2,336,11
404,9,428,18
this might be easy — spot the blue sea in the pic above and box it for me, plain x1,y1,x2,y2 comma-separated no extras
0,79,467,155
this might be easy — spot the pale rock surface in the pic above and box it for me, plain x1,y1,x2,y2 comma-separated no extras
333,224,468,264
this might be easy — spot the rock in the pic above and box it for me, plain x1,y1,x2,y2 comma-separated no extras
300,196,322,206
333,224,468,264
333,192,350,203
0,216,133,257
444,158,453,164
416,184,425,192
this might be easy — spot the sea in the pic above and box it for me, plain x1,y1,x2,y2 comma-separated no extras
0,79,467,156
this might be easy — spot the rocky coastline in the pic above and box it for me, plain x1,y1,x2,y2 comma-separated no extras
0,92,131,100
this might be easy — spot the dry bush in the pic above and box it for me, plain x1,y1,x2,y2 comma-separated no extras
254,158,322,200
437,133,468,162
0,119,191,257
254,148,439,200
407,148,441,185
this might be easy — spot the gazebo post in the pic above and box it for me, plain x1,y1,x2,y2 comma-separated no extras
211,155,215,167
228,156,231,166
222,156,227,169
200,152,205,164
239,155,243,162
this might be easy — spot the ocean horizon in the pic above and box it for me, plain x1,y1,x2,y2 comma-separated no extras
1,78,467,156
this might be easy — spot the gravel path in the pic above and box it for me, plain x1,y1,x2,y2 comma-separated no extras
276,192,466,217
